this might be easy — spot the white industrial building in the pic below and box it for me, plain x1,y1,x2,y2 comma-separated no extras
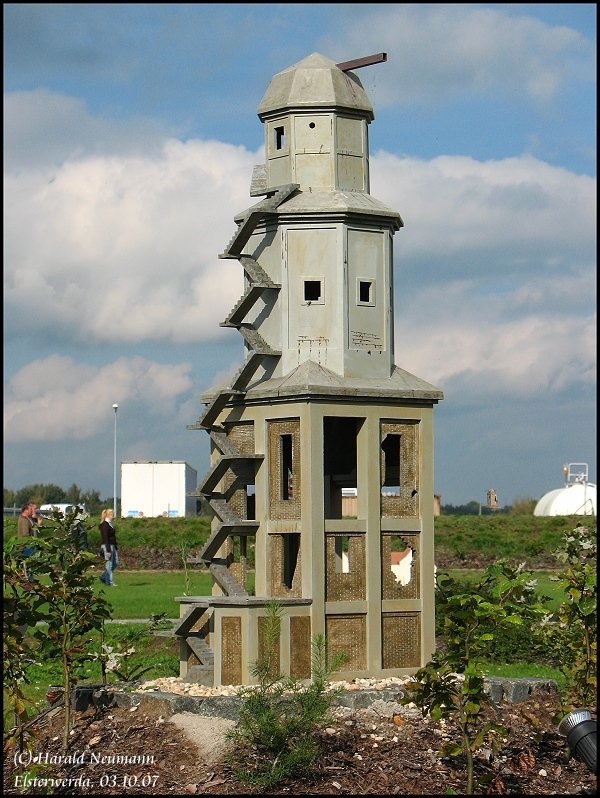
120,461,198,518
534,463,596,517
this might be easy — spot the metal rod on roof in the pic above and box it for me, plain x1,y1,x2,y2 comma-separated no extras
336,52,387,72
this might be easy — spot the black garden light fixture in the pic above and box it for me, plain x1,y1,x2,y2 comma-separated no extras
558,708,597,773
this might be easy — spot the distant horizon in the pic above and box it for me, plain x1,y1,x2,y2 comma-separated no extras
5,469,598,512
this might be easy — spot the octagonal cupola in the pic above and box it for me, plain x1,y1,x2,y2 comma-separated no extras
257,53,374,193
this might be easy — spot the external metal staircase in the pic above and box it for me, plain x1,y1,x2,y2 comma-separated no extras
183,183,299,681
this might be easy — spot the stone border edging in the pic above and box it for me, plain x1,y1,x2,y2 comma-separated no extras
86,677,558,720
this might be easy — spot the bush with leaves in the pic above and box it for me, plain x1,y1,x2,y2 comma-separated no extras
226,601,347,790
434,571,554,666
3,507,111,751
403,560,547,795
96,613,171,684
3,537,47,749
536,525,597,718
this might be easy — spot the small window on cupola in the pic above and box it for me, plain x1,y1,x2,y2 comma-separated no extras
275,126,286,150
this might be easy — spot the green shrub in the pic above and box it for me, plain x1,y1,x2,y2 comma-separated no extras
435,572,555,666
405,561,547,795
226,601,347,790
4,509,111,751
536,525,597,717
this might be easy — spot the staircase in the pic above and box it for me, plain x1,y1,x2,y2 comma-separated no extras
172,602,214,685
219,184,298,259
183,183,299,680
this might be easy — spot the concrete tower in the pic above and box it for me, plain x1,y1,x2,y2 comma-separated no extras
177,53,443,686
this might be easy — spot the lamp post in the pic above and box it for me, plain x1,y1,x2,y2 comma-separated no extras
112,404,118,518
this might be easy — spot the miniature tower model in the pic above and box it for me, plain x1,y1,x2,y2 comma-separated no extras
177,53,443,686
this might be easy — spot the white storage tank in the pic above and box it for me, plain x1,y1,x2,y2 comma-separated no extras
120,461,198,518
534,463,596,517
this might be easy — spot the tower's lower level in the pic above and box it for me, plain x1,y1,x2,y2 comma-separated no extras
177,360,442,685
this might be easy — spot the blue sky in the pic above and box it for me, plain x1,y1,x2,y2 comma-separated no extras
3,3,596,506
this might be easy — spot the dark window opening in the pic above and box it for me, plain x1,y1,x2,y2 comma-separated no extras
359,280,372,303
283,534,300,589
323,417,360,519
275,126,285,150
246,483,256,519
381,433,401,495
239,535,247,563
304,280,322,302
281,434,293,500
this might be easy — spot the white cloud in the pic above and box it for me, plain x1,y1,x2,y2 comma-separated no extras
371,152,596,269
4,93,259,345
320,4,594,106
395,279,596,399
4,355,194,443
371,149,597,400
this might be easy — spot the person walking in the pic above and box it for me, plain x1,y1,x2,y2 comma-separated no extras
99,508,119,586
16,501,42,580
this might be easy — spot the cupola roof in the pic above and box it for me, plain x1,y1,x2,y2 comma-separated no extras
257,52,374,121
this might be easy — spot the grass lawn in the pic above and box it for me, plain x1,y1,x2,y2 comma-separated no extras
93,569,256,618
93,569,214,618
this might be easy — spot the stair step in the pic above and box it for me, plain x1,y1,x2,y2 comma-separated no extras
172,604,210,637
186,555,206,565
210,562,249,597
199,450,264,497
229,351,266,392
200,350,267,430
220,184,299,258
186,636,214,664
198,524,229,562
199,521,257,563
238,325,280,355
198,510,258,563
239,255,280,288
198,455,239,496
221,284,266,328
209,430,242,457
199,388,243,430
210,499,256,526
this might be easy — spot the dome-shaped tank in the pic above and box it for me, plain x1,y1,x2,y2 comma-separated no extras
534,483,596,516
534,463,596,516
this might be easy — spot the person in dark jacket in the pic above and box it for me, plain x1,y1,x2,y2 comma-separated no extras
99,508,118,586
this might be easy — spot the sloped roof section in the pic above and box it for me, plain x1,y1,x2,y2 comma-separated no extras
244,360,443,403
257,52,374,120
234,189,403,228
